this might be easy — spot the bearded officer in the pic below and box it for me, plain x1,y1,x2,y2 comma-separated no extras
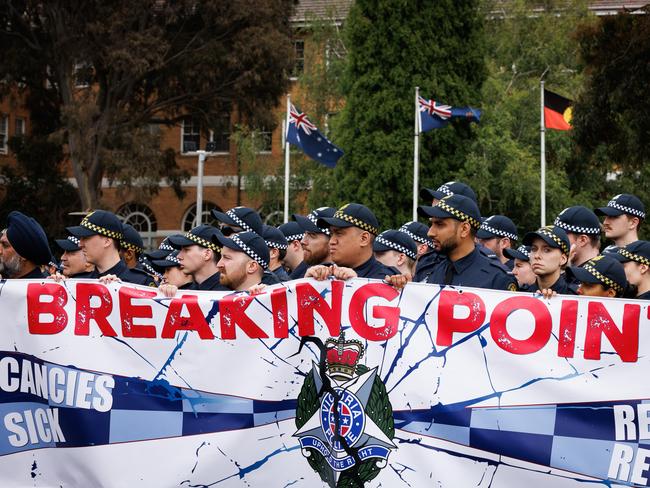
0,211,52,279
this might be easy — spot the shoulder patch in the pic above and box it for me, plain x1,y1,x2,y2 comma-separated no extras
508,282,518,292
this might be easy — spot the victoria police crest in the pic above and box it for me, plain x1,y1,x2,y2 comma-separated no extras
294,331,396,487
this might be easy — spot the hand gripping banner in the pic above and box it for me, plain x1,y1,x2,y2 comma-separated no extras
0,277,649,487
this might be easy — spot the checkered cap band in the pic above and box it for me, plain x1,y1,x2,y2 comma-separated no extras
141,260,163,278
284,233,304,242
67,236,80,246
554,216,601,235
606,200,645,219
437,184,453,197
265,239,288,250
332,210,379,235
164,254,180,265
308,212,330,235
80,216,123,240
619,248,650,266
436,200,481,229
159,241,175,251
515,245,530,258
479,223,517,241
184,232,221,252
582,263,624,294
226,209,255,233
231,234,268,269
375,235,417,260
398,226,432,245
120,240,144,254
537,228,569,255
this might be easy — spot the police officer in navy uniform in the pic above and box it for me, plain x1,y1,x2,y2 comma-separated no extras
261,224,290,282
413,195,516,291
151,250,193,290
612,241,650,299
293,207,337,279
595,193,645,250
373,229,418,276
55,235,94,278
398,221,433,259
415,181,479,283
213,230,272,291
554,206,601,267
503,245,536,291
308,203,398,280
67,210,156,286
565,255,627,298
476,215,519,269
278,221,304,277
0,211,52,279
522,225,577,295
167,225,228,291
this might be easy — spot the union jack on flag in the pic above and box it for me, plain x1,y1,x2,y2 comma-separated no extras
286,103,344,168
418,95,481,133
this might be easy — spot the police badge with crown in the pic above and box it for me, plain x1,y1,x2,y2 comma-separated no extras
294,331,396,487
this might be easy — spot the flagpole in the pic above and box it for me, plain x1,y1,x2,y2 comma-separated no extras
284,94,291,223
540,81,546,227
413,86,420,221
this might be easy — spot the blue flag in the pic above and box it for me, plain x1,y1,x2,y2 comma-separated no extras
286,104,343,168
418,96,481,133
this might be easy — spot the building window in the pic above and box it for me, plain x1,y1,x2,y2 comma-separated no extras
208,112,231,153
117,203,158,249
182,202,222,231
291,40,305,78
255,128,273,153
15,118,25,137
0,115,8,154
181,117,201,153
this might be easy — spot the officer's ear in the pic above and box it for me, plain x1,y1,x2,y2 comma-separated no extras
358,230,372,248
628,215,640,230
640,263,649,275
559,252,568,267
458,221,471,238
605,287,617,298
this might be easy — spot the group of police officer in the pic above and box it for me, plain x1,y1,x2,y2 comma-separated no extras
1,180,649,301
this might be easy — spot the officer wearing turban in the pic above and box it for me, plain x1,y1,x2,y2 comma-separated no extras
0,211,52,279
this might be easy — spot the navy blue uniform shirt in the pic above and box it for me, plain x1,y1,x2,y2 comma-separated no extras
89,260,156,287
289,261,309,280
19,267,48,279
354,257,399,280
414,250,442,282
528,274,578,295
424,247,517,291
188,271,229,291
271,266,290,282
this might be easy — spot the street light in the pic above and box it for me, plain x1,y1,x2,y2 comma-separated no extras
184,141,219,227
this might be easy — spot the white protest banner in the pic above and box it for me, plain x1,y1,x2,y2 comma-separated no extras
0,277,648,487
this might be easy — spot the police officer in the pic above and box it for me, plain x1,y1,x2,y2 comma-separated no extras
0,211,52,279
522,225,577,295
414,181,479,283
475,215,518,268
565,255,627,298
167,225,228,291
554,206,601,267
373,230,418,276
55,235,94,278
120,223,145,269
151,251,193,290
413,195,516,291
503,245,536,291
293,207,337,278
398,221,433,258
612,241,650,299
595,194,645,249
308,203,398,280
213,231,270,291
262,224,290,282
67,210,155,286
211,206,264,236
278,221,304,277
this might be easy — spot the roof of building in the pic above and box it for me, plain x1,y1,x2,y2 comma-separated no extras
291,0,353,24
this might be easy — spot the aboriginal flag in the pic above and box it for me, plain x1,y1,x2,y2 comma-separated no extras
544,89,573,131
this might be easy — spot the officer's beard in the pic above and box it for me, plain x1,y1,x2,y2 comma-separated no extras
437,236,458,256
0,253,22,278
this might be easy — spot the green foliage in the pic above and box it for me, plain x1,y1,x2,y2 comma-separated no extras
321,0,487,228
571,7,650,238
0,136,80,243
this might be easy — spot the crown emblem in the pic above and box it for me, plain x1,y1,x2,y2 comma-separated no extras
325,331,364,380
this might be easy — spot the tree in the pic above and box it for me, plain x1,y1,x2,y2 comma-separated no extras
0,135,81,241
0,0,294,209
571,6,650,226
324,0,487,228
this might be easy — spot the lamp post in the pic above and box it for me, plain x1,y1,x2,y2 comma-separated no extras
184,141,218,227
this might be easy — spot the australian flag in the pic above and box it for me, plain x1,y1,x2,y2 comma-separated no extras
286,104,343,168
418,96,481,133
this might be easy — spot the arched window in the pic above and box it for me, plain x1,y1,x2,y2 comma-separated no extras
182,202,222,232
117,203,157,249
